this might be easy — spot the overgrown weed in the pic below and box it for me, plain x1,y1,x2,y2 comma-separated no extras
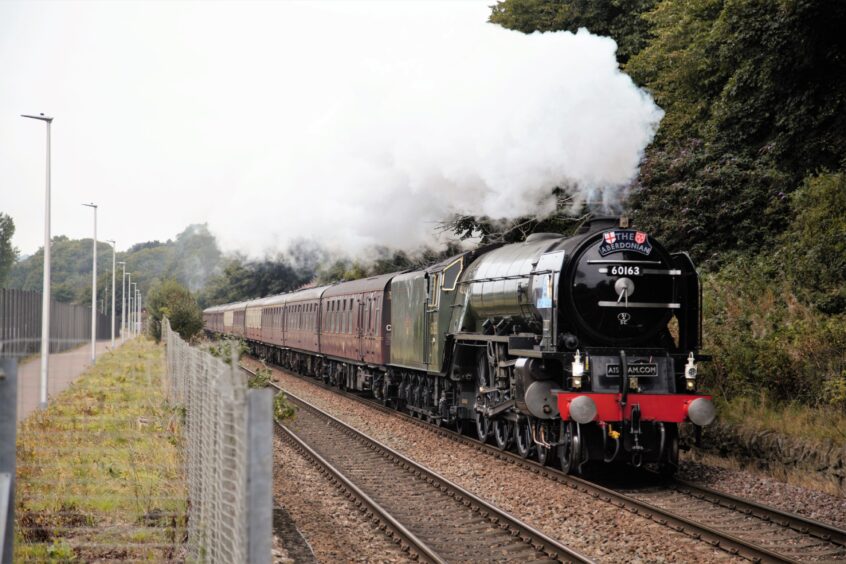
15,338,187,562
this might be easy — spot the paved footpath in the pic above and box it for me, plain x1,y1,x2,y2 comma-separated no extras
16,339,129,422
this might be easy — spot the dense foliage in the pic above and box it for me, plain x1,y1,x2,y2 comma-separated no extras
198,255,313,307
490,0,846,263
628,0,846,261
489,0,656,63
7,224,222,309
146,279,204,342
0,213,17,286
702,173,846,408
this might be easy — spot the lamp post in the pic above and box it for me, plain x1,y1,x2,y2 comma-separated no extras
82,203,97,363
118,262,126,340
136,289,141,335
107,240,116,348
21,113,53,409
127,274,132,337
131,282,137,336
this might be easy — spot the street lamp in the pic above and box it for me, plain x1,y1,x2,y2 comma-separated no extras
126,274,132,337
82,203,97,363
118,261,126,341
130,282,137,336
21,112,53,409
107,240,116,348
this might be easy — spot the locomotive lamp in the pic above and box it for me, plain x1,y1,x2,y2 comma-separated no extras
685,352,697,391
571,350,584,389
629,377,639,390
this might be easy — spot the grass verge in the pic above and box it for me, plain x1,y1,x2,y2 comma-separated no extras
14,338,186,562
717,394,846,445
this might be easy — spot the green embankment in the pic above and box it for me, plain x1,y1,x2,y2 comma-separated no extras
15,338,186,562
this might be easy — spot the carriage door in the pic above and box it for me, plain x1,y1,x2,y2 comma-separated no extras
357,296,366,361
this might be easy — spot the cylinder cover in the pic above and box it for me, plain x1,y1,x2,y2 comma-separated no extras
524,380,560,420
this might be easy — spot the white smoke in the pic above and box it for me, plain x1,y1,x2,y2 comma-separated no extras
210,6,663,256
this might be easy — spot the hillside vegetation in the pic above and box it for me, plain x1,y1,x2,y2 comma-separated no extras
7,224,223,308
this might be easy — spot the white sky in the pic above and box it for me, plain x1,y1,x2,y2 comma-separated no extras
0,0,660,258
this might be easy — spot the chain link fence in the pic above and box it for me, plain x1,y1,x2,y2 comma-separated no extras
163,318,272,564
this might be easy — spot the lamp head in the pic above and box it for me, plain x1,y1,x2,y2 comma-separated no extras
21,113,53,123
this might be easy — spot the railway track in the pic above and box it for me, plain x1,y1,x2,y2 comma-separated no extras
619,480,846,562
249,359,846,563
265,379,592,563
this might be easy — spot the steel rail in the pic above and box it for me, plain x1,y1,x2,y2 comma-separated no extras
274,415,445,563
247,358,846,563
262,375,594,564
668,479,846,548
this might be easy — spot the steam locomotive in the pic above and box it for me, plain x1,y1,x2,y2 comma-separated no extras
204,217,715,474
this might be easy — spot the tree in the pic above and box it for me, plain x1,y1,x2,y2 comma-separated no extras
165,224,223,292
8,224,226,306
783,172,846,314
489,0,657,64
439,189,592,245
146,279,204,342
199,252,315,306
490,0,846,264
623,0,846,264
0,213,18,286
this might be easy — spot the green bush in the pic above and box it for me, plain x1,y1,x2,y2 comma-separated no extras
273,391,296,421
146,279,204,342
247,364,272,389
204,338,248,364
701,172,846,410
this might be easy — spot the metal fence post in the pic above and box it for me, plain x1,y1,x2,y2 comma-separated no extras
0,359,18,564
247,388,273,564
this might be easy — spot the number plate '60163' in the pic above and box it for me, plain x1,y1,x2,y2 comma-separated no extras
608,265,642,276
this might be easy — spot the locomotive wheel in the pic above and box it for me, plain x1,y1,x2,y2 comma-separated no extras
514,419,532,458
379,379,392,408
558,421,579,474
493,418,514,450
535,422,553,466
473,351,493,442
475,412,490,442
658,423,679,478
455,416,470,435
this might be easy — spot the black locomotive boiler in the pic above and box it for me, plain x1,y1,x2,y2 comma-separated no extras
205,217,715,475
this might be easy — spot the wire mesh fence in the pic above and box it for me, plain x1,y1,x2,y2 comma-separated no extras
163,318,272,564
0,288,111,358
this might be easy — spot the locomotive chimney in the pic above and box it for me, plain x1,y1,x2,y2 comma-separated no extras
577,216,619,234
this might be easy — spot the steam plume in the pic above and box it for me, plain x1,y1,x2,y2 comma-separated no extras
211,9,663,256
